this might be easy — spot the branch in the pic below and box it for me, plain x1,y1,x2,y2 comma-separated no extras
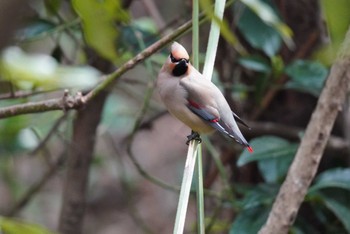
242,121,349,155
0,17,195,119
0,91,84,119
5,153,65,217
30,113,68,155
258,58,350,233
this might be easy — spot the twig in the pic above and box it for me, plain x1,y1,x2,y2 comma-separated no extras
104,133,154,234
242,121,349,155
125,139,180,192
258,54,350,233
0,89,61,100
4,153,65,217
0,16,197,119
82,17,196,104
142,0,166,30
30,113,68,155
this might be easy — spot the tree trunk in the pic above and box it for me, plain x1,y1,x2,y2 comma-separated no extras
58,91,107,234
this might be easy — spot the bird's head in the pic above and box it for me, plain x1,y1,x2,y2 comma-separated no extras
166,42,190,77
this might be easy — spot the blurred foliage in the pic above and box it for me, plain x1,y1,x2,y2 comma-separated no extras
285,60,328,97
72,0,129,63
314,0,350,64
0,47,100,90
0,217,56,234
232,137,350,233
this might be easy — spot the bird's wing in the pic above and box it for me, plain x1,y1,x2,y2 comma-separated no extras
187,99,230,136
180,74,253,152
187,99,252,151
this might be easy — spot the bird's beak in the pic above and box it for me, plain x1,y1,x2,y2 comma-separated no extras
178,59,188,67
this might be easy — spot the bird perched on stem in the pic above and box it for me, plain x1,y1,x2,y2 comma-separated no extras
157,42,253,153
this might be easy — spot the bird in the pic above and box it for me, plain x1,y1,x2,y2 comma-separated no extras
156,42,253,153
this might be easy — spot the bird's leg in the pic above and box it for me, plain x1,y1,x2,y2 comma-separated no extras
186,131,202,145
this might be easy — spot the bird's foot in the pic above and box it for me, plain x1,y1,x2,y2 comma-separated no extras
186,131,202,145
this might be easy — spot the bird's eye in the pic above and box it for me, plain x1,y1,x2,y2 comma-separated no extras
170,53,178,63
170,53,189,64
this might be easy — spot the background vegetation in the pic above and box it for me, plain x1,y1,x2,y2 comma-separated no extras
0,0,349,233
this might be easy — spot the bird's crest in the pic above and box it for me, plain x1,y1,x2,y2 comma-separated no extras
171,42,189,61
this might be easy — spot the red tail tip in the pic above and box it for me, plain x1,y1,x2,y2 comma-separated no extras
247,146,253,153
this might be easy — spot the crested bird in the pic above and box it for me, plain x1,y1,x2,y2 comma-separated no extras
157,42,253,153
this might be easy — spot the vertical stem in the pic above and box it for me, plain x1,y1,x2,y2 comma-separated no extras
192,0,199,69
202,0,226,80
192,0,205,233
173,141,199,234
196,146,205,234
174,0,227,232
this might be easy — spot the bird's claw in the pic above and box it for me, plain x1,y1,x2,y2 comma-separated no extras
186,131,202,145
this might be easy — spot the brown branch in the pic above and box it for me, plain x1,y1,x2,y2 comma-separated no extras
0,91,84,119
0,17,195,119
242,121,349,155
0,89,61,100
258,57,350,233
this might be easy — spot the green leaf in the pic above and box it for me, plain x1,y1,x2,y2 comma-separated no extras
239,0,293,48
16,19,56,41
200,0,242,53
314,0,350,64
44,0,62,15
229,206,270,234
317,190,350,233
285,60,328,97
237,136,298,166
0,217,56,234
72,0,129,63
101,93,135,133
309,168,350,192
236,1,283,56
238,55,271,73
0,115,28,153
240,184,278,209
118,18,159,54
54,65,100,89
0,47,100,90
270,55,284,78
258,152,294,183
18,128,40,150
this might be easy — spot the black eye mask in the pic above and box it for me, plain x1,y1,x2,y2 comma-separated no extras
170,53,189,64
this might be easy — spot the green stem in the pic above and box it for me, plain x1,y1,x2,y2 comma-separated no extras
192,0,205,233
196,145,205,234
173,140,200,234
202,0,227,79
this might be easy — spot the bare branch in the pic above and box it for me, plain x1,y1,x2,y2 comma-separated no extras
0,89,61,100
0,17,195,119
30,114,68,155
0,91,84,119
258,58,350,233
242,121,349,155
